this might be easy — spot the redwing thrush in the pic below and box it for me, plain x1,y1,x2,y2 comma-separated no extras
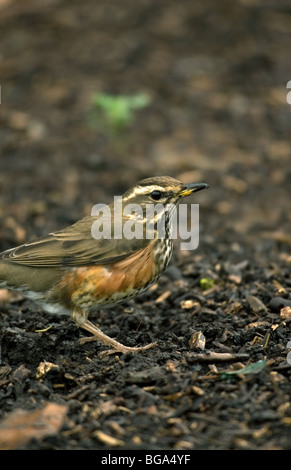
0,176,208,354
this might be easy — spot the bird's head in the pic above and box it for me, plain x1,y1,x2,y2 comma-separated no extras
122,176,209,207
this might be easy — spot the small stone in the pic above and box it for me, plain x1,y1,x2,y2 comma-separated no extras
247,295,268,313
269,297,291,312
166,266,183,280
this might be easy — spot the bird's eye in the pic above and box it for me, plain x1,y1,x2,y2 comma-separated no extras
150,190,162,201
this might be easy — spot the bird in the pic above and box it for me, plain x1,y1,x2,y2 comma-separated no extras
0,176,208,355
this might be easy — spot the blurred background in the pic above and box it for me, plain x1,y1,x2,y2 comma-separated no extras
0,0,291,260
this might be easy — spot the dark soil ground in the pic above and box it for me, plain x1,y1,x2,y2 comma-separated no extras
0,0,290,451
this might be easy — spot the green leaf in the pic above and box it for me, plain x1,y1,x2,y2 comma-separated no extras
90,93,151,131
200,278,215,290
220,359,267,379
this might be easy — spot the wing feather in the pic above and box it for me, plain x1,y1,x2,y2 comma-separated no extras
0,215,148,267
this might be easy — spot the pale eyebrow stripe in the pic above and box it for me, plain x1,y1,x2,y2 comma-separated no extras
123,185,166,200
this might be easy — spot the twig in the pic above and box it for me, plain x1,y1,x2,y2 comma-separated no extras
186,351,249,363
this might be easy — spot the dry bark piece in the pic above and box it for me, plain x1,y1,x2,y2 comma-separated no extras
93,430,125,447
280,306,291,319
36,361,60,379
187,351,249,363
189,330,206,350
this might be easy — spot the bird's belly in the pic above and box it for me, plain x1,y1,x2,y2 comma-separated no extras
51,241,170,311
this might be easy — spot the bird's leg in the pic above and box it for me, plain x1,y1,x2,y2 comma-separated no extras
71,309,157,355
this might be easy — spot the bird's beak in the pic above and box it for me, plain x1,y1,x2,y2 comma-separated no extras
179,182,209,198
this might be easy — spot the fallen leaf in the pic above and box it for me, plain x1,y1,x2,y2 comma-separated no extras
220,359,267,379
0,403,67,449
